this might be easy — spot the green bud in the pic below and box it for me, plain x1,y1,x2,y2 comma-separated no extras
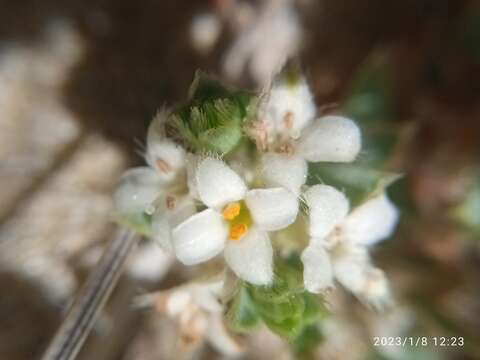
168,71,257,155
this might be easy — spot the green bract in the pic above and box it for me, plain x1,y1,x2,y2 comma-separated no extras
168,71,257,155
226,256,328,343
308,162,401,208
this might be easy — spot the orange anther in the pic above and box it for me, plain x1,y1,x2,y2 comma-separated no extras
229,223,248,241
222,202,241,220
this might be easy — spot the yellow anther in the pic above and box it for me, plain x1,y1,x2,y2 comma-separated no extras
222,202,241,220
229,223,248,241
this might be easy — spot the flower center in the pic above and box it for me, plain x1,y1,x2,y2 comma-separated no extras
222,201,252,241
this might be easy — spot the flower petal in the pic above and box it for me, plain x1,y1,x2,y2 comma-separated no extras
196,157,247,209
245,188,298,231
359,268,392,310
146,138,186,182
190,279,224,313
186,153,201,200
206,314,245,357
151,215,172,251
259,76,316,138
113,167,162,214
298,115,361,162
172,209,228,265
146,111,186,181
341,193,399,246
301,241,334,293
127,241,173,282
152,195,197,251
261,153,307,195
304,185,350,238
224,229,273,285
331,242,370,294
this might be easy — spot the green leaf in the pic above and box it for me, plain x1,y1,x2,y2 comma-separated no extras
342,54,406,168
113,212,152,237
302,292,327,325
308,162,402,208
225,285,261,333
343,54,392,126
291,324,323,357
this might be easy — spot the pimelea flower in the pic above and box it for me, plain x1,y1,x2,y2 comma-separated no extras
301,185,399,309
253,75,361,195
171,157,299,285
113,111,197,250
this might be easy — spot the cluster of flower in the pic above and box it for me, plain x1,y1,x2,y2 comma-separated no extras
114,73,399,309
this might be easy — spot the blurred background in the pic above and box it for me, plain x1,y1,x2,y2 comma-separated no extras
0,0,480,359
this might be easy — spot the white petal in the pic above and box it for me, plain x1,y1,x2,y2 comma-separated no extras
186,153,201,200
206,314,244,357
146,109,169,150
151,195,197,252
359,268,392,310
298,115,361,162
245,188,298,231
304,185,350,238
190,280,224,313
196,157,247,209
113,167,161,214
301,241,333,293
146,113,186,182
152,215,173,251
331,242,370,294
342,193,399,246
165,289,192,316
172,209,228,265
261,153,307,195
224,229,273,285
128,241,173,282
146,139,186,182
259,76,316,138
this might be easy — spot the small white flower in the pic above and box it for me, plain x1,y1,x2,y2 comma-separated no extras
141,277,244,356
190,13,222,55
171,157,299,285
301,186,399,309
113,112,197,251
222,0,301,86
255,77,362,195
114,111,187,215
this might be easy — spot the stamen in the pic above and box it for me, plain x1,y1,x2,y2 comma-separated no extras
275,142,294,155
229,223,248,241
284,111,294,129
166,195,176,209
156,158,173,173
222,202,241,220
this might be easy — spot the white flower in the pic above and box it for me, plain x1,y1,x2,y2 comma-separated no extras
171,157,299,285
255,76,361,195
113,112,197,251
301,185,399,309
190,13,222,55
222,0,301,86
114,111,187,215
139,277,244,356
